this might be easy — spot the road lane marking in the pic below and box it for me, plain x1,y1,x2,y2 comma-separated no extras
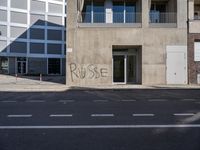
58,100,75,103
173,113,195,116
1,101,17,103
93,100,108,102
26,100,45,103
148,99,167,102
7,115,32,118
181,99,196,101
133,114,155,117
49,114,73,117
121,100,136,102
1,124,200,129
91,114,114,117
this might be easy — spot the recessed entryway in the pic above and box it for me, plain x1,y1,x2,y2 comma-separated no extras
112,46,142,84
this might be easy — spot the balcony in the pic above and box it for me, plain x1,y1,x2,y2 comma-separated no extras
149,12,177,27
78,12,142,27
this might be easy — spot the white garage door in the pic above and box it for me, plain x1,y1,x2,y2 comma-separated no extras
166,46,187,84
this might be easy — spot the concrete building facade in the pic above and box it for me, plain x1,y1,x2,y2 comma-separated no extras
67,0,188,86
188,0,200,84
0,0,66,75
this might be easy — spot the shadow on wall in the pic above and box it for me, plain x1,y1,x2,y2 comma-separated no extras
0,19,66,84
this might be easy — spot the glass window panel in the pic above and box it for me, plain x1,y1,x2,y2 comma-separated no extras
31,0,45,12
113,1,124,23
30,28,45,40
10,26,27,39
0,57,8,74
125,2,136,23
0,0,7,7
47,30,62,41
93,1,105,23
0,25,7,37
48,58,61,74
0,40,7,53
48,3,63,14
11,12,27,24
30,43,45,54
30,14,45,26
47,44,62,54
11,0,27,10
82,1,92,23
47,15,62,26
10,41,27,53
0,10,7,22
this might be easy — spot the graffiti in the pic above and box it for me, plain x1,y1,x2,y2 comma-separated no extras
70,63,108,82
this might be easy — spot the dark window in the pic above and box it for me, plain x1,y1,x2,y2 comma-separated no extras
125,2,136,23
113,1,124,23
93,1,105,23
48,58,61,74
82,1,92,23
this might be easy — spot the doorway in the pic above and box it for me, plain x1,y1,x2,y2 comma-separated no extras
113,49,139,84
16,57,27,74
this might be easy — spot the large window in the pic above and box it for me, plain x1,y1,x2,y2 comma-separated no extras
113,1,136,23
0,57,8,74
93,1,105,23
82,0,104,23
48,58,61,75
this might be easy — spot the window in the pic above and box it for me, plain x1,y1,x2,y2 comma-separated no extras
10,41,27,53
47,30,62,41
113,1,136,23
47,15,63,27
11,0,27,10
47,44,62,54
0,57,8,74
113,1,124,23
30,28,45,40
30,43,45,54
10,26,27,39
195,42,200,61
31,0,45,12
82,1,92,23
48,58,61,74
0,0,7,7
93,1,105,23
11,12,27,24
30,14,45,26
48,3,63,14
0,25,7,37
0,40,7,53
0,10,7,22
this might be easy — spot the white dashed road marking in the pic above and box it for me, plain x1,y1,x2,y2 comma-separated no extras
93,100,108,102
91,114,114,117
121,100,136,102
148,99,167,102
26,100,45,103
133,114,155,117
181,99,196,101
1,101,17,103
173,113,195,116
58,100,75,103
49,114,73,117
7,115,32,118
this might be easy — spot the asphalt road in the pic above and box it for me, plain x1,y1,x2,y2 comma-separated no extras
0,89,200,150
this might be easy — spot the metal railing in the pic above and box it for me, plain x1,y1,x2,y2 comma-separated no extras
149,12,177,23
80,12,142,23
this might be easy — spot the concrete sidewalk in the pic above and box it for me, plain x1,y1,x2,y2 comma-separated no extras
0,74,200,92
0,83,200,92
